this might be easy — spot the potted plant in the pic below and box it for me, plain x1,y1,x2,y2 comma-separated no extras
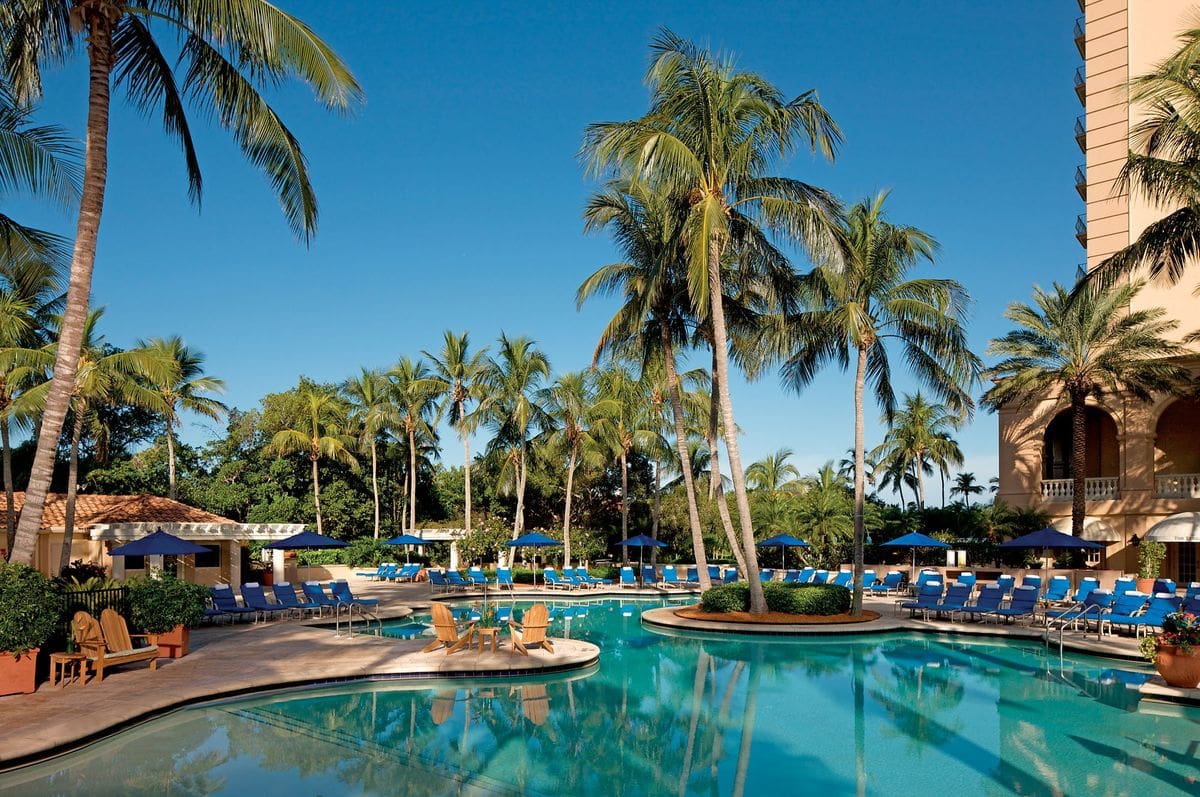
1140,611,1200,688
0,563,62,695
127,574,209,658
1137,540,1166,593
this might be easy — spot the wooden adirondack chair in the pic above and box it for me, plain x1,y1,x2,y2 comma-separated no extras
422,603,475,654
509,603,554,655
72,609,160,683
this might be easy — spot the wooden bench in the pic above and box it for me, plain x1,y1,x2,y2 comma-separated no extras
72,609,160,683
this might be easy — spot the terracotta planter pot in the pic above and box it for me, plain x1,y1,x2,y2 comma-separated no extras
1155,645,1200,688
0,648,39,696
1136,578,1156,594
156,625,189,658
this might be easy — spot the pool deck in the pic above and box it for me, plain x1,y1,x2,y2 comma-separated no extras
0,582,598,769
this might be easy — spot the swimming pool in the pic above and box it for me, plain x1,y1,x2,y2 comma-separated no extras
1,596,1197,795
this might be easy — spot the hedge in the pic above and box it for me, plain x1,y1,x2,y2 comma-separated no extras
699,582,851,615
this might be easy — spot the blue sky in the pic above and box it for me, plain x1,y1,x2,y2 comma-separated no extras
11,1,1084,496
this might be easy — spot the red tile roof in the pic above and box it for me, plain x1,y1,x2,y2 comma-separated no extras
0,492,235,530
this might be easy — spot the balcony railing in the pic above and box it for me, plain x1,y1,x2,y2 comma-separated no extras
1156,473,1200,498
1075,214,1087,248
1074,66,1086,105
1040,477,1120,501
1074,115,1086,152
1074,16,1085,58
1075,164,1086,199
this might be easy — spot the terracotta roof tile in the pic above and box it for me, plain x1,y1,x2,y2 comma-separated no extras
0,493,236,530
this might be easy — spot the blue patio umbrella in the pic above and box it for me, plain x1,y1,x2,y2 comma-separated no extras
110,529,210,557
506,532,562,586
384,533,430,563
999,527,1102,584
616,534,668,584
756,533,810,569
881,531,951,578
264,530,348,550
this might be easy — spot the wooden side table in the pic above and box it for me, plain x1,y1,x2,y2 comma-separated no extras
50,652,88,687
475,626,501,653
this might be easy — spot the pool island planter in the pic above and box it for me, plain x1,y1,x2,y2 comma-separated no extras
156,625,189,658
0,648,39,696
1154,645,1200,689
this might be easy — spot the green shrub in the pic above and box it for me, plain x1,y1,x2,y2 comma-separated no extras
699,582,850,615
128,575,209,634
0,562,62,654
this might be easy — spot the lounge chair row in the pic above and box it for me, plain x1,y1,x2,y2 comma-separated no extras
353,563,423,582
205,580,377,623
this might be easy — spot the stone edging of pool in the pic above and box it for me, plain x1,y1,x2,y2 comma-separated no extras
0,621,599,771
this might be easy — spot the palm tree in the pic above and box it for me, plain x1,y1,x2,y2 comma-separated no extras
481,334,550,539
870,393,961,510
1088,27,1200,288
424,331,488,531
595,365,660,553
388,358,441,534
578,180,714,588
266,384,358,535
777,193,980,615
950,473,984,508
583,30,843,611
344,369,395,539
746,448,801,492
14,309,173,572
982,280,1189,537
139,336,226,500
1,1,362,566
539,370,611,564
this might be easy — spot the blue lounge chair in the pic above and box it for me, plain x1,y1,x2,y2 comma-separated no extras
859,570,877,590
722,568,738,584
1044,590,1113,630
812,569,829,585
619,566,638,588
957,584,1005,621
869,571,904,595
1183,596,1200,614
707,565,721,582
686,566,699,584
467,567,489,587
1021,574,1042,592
1184,582,1200,601
760,569,775,583
400,564,423,582
1105,594,1179,637
447,571,472,590
1043,576,1071,603
543,568,575,590
209,585,257,622
272,582,322,618
1099,591,1151,635
241,582,292,621
330,580,379,607
912,570,940,595
782,569,800,584
428,570,452,592
995,574,1016,596
496,568,515,590
561,567,588,588
797,567,815,583
898,582,943,619
378,563,399,581
578,567,611,585
354,564,389,581
989,586,1039,624
955,572,976,591
1068,576,1100,603
1153,578,1177,596
831,570,853,587
1112,576,1136,596
302,581,341,614
662,565,685,587
641,565,659,586
932,583,971,618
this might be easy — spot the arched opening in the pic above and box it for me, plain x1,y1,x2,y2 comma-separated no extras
1155,398,1200,499
1042,406,1119,480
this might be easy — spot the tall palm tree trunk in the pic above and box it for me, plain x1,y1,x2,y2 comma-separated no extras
708,350,748,576
11,18,115,566
59,411,85,574
651,450,661,565
3,416,14,555
461,417,473,532
1070,388,1087,537
408,426,418,532
515,441,527,534
660,321,710,588
939,466,945,508
914,453,926,510
851,345,868,616
311,454,324,534
620,450,630,565
370,440,380,539
563,447,577,565
166,423,177,500
706,241,763,611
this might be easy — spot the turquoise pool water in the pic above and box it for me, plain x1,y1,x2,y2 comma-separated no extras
2,596,1198,796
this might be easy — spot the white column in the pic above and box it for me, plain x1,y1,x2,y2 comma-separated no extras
147,554,164,576
229,541,242,587
449,541,459,570
272,549,285,584
111,554,125,581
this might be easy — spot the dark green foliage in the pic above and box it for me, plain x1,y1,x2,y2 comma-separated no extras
699,582,851,615
127,574,209,633
0,563,63,654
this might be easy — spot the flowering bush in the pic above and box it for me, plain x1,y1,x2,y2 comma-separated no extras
1139,611,1200,662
